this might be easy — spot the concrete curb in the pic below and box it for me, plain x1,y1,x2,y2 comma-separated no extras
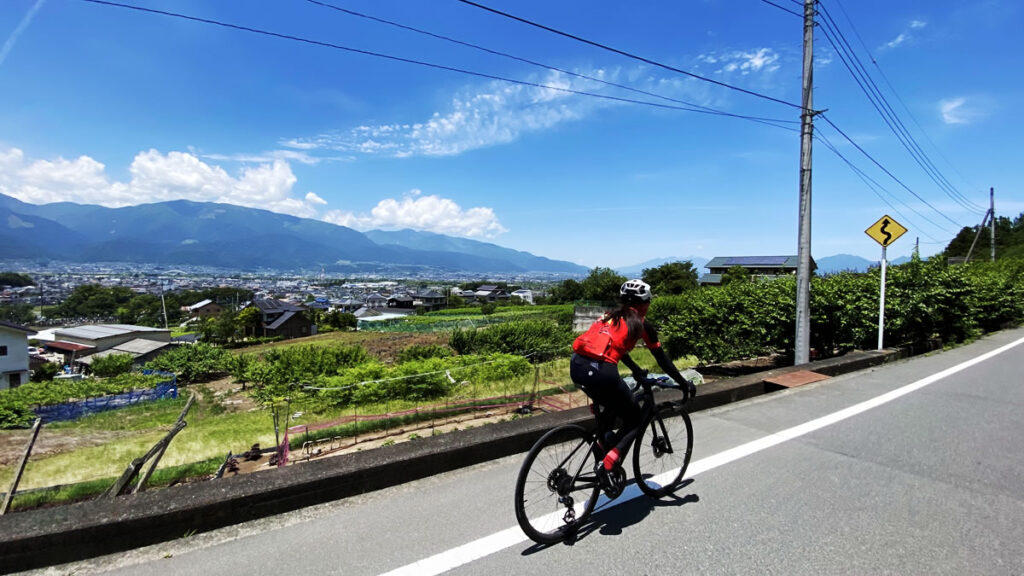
0,343,935,573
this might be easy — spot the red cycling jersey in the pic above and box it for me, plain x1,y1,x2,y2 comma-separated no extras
573,314,662,364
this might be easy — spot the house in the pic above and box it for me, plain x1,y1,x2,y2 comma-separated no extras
473,285,510,302
246,298,315,340
387,294,415,309
364,293,388,309
0,320,35,390
185,299,223,320
412,290,447,312
511,289,534,305
699,255,817,286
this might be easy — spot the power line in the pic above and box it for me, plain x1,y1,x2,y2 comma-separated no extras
454,0,806,111
815,131,946,243
829,0,985,211
819,113,960,232
757,0,803,18
304,0,799,128
80,0,798,129
817,1,984,217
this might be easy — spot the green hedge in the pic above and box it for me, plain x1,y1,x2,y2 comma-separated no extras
450,318,575,362
651,257,1024,364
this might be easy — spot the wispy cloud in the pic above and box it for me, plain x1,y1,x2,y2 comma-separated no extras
323,190,507,238
939,96,986,125
281,58,778,159
0,0,46,67
697,48,782,76
283,70,593,158
880,19,927,51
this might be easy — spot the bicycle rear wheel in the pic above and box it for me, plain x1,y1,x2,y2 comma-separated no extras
514,424,601,544
632,405,693,498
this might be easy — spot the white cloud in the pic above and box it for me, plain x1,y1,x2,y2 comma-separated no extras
1,147,507,238
881,20,927,51
282,63,736,158
939,97,985,125
0,147,323,218
323,190,507,238
698,48,781,76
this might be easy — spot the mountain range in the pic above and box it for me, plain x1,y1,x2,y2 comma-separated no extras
0,194,588,275
0,194,913,277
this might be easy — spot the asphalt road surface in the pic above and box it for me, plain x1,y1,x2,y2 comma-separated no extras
27,328,1024,576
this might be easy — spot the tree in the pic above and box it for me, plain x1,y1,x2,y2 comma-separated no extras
448,294,466,308
642,261,699,295
549,279,583,304
581,267,627,303
481,302,498,315
0,272,33,287
236,306,262,338
0,302,35,324
721,265,751,286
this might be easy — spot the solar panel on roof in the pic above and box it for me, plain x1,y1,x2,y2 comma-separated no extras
723,256,789,266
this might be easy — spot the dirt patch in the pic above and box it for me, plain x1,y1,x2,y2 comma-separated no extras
0,428,133,468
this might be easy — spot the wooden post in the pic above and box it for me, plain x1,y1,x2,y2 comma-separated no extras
1,418,42,515
133,395,195,494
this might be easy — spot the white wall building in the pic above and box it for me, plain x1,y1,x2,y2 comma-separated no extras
0,320,35,390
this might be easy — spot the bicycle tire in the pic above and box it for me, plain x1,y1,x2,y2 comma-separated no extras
514,424,601,544
632,403,693,498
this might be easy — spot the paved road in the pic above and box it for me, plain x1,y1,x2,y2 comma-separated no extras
30,329,1024,575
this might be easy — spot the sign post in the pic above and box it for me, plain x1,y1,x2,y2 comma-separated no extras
865,215,908,350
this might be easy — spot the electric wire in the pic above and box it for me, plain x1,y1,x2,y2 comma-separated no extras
815,130,946,243
817,2,984,217
829,0,985,211
304,0,799,127
817,15,979,218
819,113,960,232
454,0,806,111
80,0,798,129
757,0,803,18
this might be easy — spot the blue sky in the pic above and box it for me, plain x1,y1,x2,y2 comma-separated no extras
1,0,1021,269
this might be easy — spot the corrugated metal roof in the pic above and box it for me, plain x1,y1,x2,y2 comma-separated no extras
188,299,214,310
56,324,168,340
113,338,171,355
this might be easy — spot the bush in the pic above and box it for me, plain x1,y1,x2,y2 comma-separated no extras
450,319,574,362
144,342,233,383
89,353,134,377
397,344,453,363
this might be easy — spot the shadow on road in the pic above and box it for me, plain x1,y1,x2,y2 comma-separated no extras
520,478,699,555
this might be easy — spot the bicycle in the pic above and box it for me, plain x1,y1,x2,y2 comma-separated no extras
513,374,694,544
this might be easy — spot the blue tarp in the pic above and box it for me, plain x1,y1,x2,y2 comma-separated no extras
34,374,178,423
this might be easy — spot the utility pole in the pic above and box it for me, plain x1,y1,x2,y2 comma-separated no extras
795,0,816,365
990,187,996,262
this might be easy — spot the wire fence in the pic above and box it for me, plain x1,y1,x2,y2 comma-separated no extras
278,375,586,467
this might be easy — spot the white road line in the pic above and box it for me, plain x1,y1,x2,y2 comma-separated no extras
379,335,1024,576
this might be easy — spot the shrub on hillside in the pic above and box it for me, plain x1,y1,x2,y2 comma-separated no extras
89,353,134,378
450,319,573,362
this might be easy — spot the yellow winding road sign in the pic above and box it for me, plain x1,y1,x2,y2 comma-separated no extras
865,215,907,247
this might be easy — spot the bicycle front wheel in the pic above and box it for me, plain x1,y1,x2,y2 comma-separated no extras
632,405,693,498
514,424,601,545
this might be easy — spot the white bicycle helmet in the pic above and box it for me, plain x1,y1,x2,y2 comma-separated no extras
620,279,652,302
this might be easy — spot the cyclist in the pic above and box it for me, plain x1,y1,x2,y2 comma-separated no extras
570,279,696,491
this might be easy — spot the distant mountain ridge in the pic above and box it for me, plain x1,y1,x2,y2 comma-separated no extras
0,194,588,275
